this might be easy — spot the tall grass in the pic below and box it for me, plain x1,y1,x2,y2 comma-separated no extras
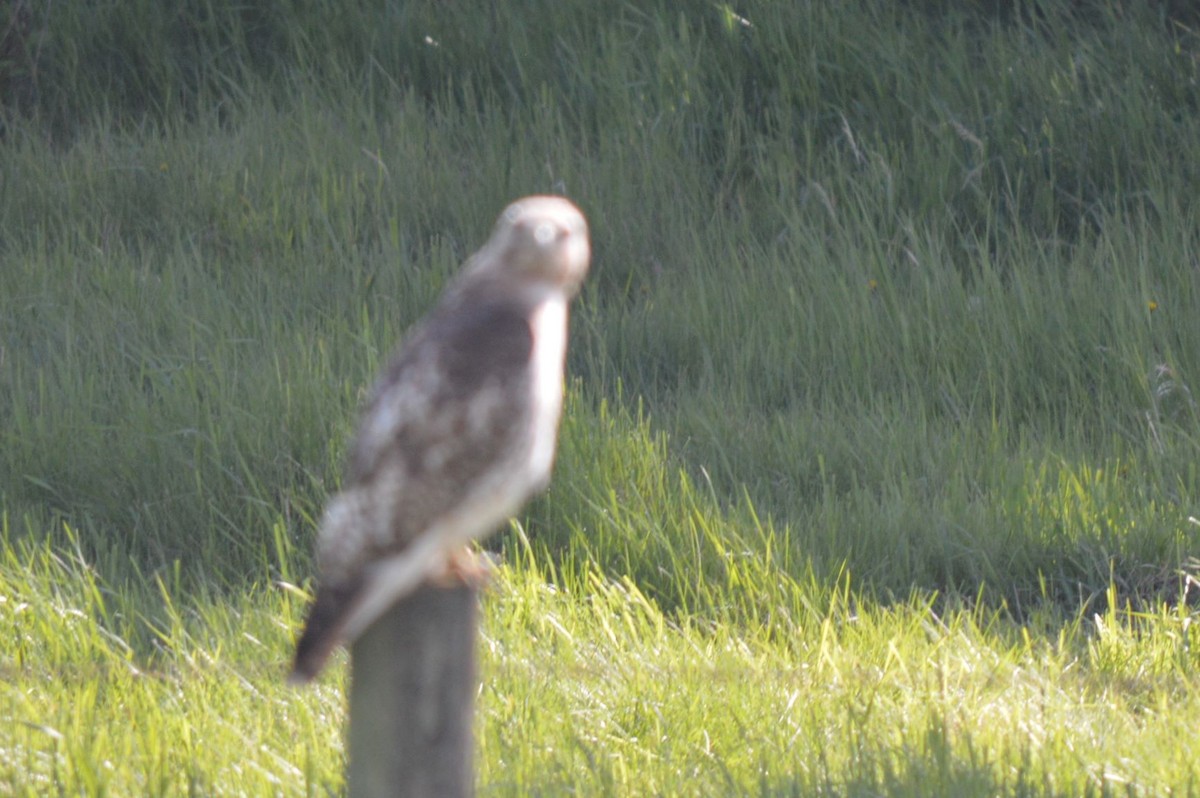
4,0,1198,600
3,0,1200,793
3,514,1199,794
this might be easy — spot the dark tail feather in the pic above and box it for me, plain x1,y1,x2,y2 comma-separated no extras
288,580,365,685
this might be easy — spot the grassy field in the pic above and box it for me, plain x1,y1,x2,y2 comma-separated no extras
3,0,1200,794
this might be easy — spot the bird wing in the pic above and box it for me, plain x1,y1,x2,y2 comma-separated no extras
343,295,536,553
288,297,536,683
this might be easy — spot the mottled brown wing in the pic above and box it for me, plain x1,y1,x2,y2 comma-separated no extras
342,295,535,556
290,298,537,682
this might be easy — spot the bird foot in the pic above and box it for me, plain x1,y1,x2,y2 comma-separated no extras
432,546,493,588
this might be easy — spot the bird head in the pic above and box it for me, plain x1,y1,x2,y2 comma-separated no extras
478,196,591,296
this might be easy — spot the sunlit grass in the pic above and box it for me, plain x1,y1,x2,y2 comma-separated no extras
0,520,340,795
3,515,1199,795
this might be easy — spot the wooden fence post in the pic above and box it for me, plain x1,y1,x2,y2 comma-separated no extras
347,582,479,798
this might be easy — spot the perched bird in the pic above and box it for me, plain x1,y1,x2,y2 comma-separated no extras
289,196,591,684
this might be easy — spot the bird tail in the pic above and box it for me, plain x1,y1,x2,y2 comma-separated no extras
339,532,446,642
287,531,446,685
288,579,366,685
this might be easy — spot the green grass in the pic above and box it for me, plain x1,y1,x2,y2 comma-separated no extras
4,514,1200,795
3,0,1200,793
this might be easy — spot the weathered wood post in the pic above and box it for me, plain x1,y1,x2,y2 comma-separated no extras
347,582,479,798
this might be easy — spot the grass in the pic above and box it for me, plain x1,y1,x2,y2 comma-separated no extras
4,515,1200,795
3,0,1200,793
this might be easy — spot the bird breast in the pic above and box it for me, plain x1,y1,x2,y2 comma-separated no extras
525,296,569,484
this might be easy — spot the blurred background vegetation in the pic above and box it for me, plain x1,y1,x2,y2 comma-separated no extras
2,0,1199,610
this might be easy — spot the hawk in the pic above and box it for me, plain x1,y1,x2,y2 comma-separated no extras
288,196,591,684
